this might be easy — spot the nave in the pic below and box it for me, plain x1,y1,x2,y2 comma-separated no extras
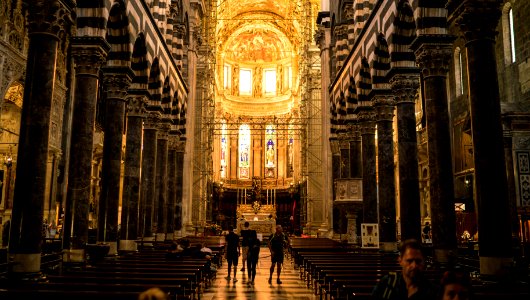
203,248,319,300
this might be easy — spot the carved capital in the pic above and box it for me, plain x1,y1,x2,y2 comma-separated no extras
144,112,161,130
102,67,134,100
168,134,181,150
390,74,420,105
314,28,326,50
450,0,503,42
374,103,395,122
415,42,453,77
126,94,147,117
71,37,110,76
176,140,186,152
358,111,376,135
24,0,75,37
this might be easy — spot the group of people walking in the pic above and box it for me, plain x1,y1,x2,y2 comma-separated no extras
224,222,289,285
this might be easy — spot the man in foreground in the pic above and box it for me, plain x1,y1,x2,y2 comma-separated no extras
268,225,289,284
372,239,435,299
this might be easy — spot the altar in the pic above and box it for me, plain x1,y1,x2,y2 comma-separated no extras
236,203,276,237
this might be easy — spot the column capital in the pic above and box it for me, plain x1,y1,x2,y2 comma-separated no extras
168,134,181,150
358,111,376,135
414,41,453,78
390,74,420,105
102,67,134,100
71,37,110,76
126,94,147,117
448,0,503,42
157,123,171,140
144,112,161,130
24,0,75,37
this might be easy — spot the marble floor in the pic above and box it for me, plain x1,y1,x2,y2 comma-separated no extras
202,248,319,300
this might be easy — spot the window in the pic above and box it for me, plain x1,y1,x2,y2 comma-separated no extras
223,64,231,89
239,124,251,179
509,8,516,63
454,47,464,96
239,69,252,95
264,69,276,95
502,4,516,64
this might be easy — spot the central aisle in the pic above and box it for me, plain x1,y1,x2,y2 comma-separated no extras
203,247,319,300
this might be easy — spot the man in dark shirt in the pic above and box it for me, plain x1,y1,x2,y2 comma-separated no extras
372,239,436,299
225,226,240,282
268,225,289,284
240,221,251,272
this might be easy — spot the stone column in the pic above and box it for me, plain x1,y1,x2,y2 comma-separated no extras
359,111,377,224
413,38,457,264
166,134,179,240
502,120,520,245
349,125,362,178
139,113,159,238
155,123,170,241
391,73,422,241
175,141,186,232
119,92,147,252
98,67,133,255
63,37,109,263
452,0,513,276
374,95,397,252
8,0,74,277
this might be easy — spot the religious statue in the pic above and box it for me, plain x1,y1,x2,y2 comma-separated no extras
266,144,275,167
253,66,262,97
232,64,239,95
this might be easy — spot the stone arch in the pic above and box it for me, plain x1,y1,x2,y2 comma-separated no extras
372,33,391,87
415,0,448,35
148,57,162,110
130,33,149,91
346,75,357,120
161,76,172,118
106,0,132,67
179,96,188,137
75,0,107,37
357,57,372,104
172,90,180,128
390,0,416,69
330,93,338,139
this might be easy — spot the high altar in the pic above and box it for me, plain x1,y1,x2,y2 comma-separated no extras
236,203,276,237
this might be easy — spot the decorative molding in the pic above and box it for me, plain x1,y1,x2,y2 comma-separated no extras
415,43,453,78
24,0,75,37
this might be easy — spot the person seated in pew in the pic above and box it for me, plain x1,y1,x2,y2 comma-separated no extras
372,239,436,300
439,270,471,300
138,287,168,300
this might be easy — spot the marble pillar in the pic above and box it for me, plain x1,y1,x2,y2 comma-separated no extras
374,95,397,252
349,125,362,178
63,37,109,263
413,38,457,264
120,92,147,252
166,134,179,240
359,111,377,224
175,141,186,232
98,67,133,255
452,0,513,275
155,123,170,240
8,0,74,277
140,113,159,238
391,74,422,241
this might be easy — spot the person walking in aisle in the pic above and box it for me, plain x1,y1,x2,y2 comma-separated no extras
268,224,289,284
246,229,260,285
240,221,252,272
224,226,240,282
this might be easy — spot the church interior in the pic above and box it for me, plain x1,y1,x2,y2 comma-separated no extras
0,0,530,298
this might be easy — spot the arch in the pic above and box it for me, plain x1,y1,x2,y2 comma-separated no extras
390,0,416,68
337,91,347,133
330,95,338,139
357,57,372,105
179,97,188,137
130,33,149,90
161,76,172,118
76,0,107,37
148,57,162,110
415,0,448,35
106,0,132,67
372,33,390,87
346,75,357,124
172,90,180,130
